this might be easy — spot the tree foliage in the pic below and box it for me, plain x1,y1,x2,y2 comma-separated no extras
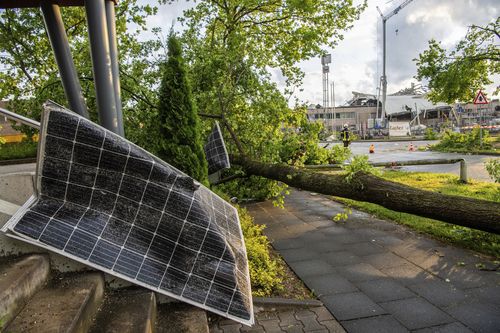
156,34,208,183
415,18,500,104
433,127,492,151
485,158,500,183
0,1,162,143
174,0,364,199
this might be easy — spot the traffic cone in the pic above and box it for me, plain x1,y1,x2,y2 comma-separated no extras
369,144,375,154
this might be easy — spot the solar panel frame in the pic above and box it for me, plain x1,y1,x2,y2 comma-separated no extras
2,103,254,325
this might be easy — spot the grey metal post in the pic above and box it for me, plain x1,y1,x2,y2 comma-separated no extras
381,18,387,122
84,0,120,134
460,160,467,183
105,0,124,137
41,1,89,119
479,107,483,149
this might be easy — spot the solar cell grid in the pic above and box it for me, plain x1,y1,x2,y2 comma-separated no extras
204,121,231,176
3,105,253,325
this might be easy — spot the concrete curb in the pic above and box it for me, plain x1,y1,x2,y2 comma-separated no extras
0,158,37,166
253,297,323,308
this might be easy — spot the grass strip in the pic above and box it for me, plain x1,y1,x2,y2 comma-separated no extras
335,171,499,258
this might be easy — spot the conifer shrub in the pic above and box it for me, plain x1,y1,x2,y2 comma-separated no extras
156,34,208,183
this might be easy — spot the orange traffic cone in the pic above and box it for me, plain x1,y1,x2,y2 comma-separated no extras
369,144,375,154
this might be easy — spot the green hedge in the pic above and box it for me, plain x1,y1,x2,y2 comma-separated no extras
0,141,37,160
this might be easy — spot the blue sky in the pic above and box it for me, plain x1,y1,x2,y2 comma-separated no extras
137,0,499,105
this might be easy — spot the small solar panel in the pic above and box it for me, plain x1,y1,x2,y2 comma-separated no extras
204,121,230,176
2,103,253,325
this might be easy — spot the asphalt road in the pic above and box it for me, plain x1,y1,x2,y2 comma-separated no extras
344,140,495,182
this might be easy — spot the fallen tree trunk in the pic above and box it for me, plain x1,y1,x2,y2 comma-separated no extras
233,157,500,234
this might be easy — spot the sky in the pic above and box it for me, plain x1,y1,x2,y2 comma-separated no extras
138,0,499,106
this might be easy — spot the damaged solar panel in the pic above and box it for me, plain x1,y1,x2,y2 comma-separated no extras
204,121,230,176
2,103,253,325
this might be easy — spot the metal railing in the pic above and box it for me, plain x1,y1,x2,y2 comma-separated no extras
0,107,41,129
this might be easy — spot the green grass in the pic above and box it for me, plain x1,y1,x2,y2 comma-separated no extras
381,171,500,202
0,141,38,160
335,171,500,258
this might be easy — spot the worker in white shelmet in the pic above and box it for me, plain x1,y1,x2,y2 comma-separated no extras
340,124,351,148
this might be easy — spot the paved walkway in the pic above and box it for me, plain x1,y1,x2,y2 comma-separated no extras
245,190,499,333
210,305,345,333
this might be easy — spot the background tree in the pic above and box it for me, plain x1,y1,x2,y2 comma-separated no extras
0,1,162,144
175,0,365,199
156,33,208,183
415,18,499,104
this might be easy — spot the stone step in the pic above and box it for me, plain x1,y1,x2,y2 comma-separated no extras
156,302,209,333
89,288,156,333
5,272,104,333
0,254,50,329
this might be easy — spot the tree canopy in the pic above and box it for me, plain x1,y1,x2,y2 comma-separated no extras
176,0,365,199
180,1,364,147
415,18,499,104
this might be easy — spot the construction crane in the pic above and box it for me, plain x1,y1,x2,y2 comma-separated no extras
376,0,416,126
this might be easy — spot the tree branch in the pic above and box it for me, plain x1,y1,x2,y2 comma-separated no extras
199,113,223,119
470,24,500,39
211,173,247,185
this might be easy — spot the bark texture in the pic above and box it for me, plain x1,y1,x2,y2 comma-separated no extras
234,157,500,234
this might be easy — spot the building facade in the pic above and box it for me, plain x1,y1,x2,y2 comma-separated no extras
306,92,500,137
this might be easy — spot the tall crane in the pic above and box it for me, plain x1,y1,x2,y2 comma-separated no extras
376,0,415,125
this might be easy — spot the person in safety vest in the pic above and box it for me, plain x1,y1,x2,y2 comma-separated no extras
340,124,350,147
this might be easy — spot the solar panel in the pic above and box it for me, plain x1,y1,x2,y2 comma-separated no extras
2,103,253,325
204,121,230,176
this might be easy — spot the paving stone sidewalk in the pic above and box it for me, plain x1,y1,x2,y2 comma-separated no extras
210,305,346,333
242,189,499,333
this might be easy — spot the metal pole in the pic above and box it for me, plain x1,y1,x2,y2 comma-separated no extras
326,70,329,131
105,0,124,137
40,1,89,119
84,0,120,134
460,160,467,183
331,82,335,135
381,19,387,123
479,106,483,149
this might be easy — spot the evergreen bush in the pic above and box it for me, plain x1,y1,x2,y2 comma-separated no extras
157,34,208,183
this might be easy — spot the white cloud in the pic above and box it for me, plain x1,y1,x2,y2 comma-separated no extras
292,0,499,105
135,0,500,104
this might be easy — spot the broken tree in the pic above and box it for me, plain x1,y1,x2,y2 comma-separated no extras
233,157,500,235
